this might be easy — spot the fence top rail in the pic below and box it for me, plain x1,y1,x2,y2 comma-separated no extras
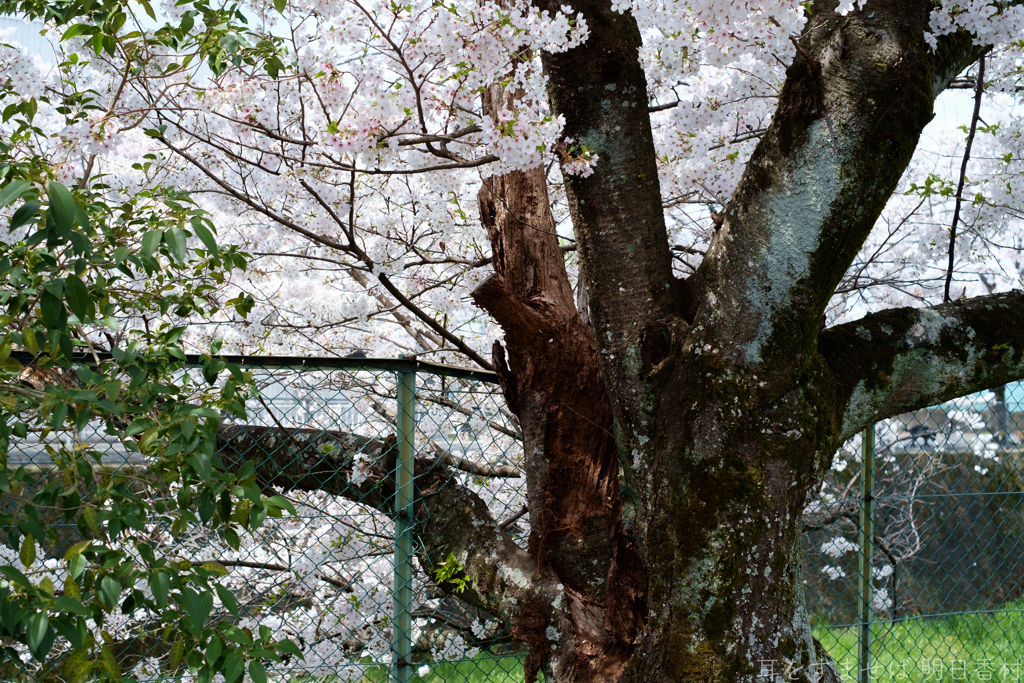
11,351,499,383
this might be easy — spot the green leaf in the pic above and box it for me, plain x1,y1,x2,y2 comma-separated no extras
201,561,229,577
10,200,40,230
22,327,40,354
64,540,92,561
74,204,91,235
248,660,267,683
193,221,218,253
64,576,82,603
125,418,155,437
64,274,90,321
223,527,239,550
25,611,48,657
275,638,304,659
82,507,99,533
98,575,122,610
62,647,92,683
149,570,169,608
180,586,213,633
166,226,188,263
19,534,36,568
52,617,83,650
169,638,185,671
139,428,160,451
100,643,121,677
42,279,65,298
53,596,92,616
191,452,213,482
214,584,238,617
74,405,92,433
0,565,32,588
229,294,255,319
166,325,187,344
48,182,77,234
68,555,85,580
0,179,30,208
190,406,221,419
206,637,223,666
40,290,67,330
139,0,157,20
274,0,287,12
264,495,296,516
219,33,244,55
60,23,93,41
141,229,162,257
221,650,244,683
236,461,254,481
223,626,252,646
50,402,68,430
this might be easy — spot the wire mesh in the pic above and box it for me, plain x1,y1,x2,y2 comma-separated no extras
3,357,1023,682
807,387,1024,682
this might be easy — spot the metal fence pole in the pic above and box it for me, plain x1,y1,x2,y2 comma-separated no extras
392,368,417,683
858,425,875,683
995,384,1008,444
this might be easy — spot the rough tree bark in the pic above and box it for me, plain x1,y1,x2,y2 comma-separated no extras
470,79,647,681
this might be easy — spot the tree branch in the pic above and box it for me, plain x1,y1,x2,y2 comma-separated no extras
216,424,518,492
819,290,1024,440
687,0,1003,369
216,422,539,628
536,0,678,390
158,137,354,254
944,56,985,303
415,480,562,627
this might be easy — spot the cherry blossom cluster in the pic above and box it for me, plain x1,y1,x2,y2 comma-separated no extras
0,32,51,102
554,136,599,177
925,0,1024,50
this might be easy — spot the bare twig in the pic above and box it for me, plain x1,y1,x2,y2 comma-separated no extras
498,504,528,531
211,559,353,591
944,57,985,303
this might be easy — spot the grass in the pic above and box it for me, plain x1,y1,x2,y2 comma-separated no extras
348,653,541,683
408,656,539,683
398,605,1024,683
273,605,1024,683
814,604,1024,682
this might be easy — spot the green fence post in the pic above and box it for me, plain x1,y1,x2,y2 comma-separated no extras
858,425,875,683
995,384,1008,444
392,367,416,683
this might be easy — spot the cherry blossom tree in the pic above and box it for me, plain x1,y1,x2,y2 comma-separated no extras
3,0,1024,681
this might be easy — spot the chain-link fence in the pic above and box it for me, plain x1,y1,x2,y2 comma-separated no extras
4,356,1024,682
807,387,1024,683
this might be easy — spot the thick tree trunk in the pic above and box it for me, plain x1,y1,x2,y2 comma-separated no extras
621,355,842,683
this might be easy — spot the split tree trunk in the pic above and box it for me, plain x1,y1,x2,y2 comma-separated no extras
470,81,646,683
